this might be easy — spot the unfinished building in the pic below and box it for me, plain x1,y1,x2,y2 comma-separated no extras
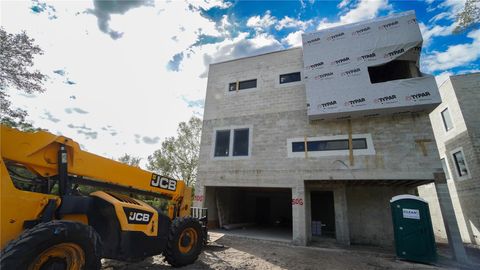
418,72,480,246
194,11,443,247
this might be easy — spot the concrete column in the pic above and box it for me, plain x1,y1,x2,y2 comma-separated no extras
434,173,470,265
305,189,312,243
334,184,350,245
204,187,218,225
292,183,307,245
193,184,205,208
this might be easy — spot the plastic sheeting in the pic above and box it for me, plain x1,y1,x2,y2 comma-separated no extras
302,11,441,120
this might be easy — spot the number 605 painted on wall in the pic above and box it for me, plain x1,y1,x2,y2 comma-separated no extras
292,198,303,205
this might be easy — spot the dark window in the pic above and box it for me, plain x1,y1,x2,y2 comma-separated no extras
308,140,348,151
229,79,257,91
441,108,454,131
233,129,249,156
292,142,306,152
453,151,469,177
214,130,230,157
280,72,301,84
441,158,450,180
368,60,420,84
352,139,368,149
6,162,58,194
292,138,367,152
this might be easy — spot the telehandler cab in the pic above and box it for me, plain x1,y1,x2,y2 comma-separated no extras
0,125,207,269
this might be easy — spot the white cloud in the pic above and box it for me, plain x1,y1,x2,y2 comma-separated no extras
282,30,304,47
200,32,284,67
215,14,237,38
337,0,351,9
275,16,313,30
419,22,457,47
246,11,277,32
458,69,480,74
339,0,391,24
439,0,467,19
423,29,480,72
316,18,343,30
429,12,450,23
188,0,232,10
317,0,391,30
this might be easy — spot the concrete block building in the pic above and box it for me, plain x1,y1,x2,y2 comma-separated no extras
193,46,443,247
418,72,480,246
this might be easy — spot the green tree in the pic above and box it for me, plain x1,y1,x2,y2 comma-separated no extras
0,27,47,130
455,0,480,33
147,116,202,187
117,153,142,167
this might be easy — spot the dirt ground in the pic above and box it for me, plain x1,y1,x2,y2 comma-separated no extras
101,232,473,270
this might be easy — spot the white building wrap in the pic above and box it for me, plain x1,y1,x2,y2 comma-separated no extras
302,11,441,120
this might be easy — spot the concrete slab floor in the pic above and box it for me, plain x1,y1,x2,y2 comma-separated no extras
208,232,480,269
436,243,480,269
210,227,292,243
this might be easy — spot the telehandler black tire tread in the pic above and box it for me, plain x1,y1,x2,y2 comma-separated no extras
164,216,203,268
0,220,102,270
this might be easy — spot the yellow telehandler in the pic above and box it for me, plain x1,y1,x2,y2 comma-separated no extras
0,125,207,269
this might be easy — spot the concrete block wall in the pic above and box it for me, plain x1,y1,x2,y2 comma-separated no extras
346,185,415,247
203,48,307,122
418,182,472,243
454,74,480,140
452,74,480,246
197,110,441,191
444,132,480,245
428,77,468,156
419,72,480,245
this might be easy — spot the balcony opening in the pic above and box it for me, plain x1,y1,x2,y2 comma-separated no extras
368,60,421,84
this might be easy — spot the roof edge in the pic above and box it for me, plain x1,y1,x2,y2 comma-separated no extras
210,46,302,66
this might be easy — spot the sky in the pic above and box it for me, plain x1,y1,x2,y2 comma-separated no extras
1,0,479,163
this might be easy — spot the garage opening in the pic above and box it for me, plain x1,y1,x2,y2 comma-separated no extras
213,187,292,241
311,191,335,238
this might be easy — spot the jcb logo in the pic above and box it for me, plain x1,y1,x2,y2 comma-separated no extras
123,207,152,225
151,174,177,191
129,212,150,222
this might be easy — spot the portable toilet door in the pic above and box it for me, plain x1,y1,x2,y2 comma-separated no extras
390,194,437,264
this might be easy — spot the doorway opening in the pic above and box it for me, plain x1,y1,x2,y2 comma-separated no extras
311,191,336,238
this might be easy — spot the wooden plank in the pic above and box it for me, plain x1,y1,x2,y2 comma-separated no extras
348,119,354,166
304,135,308,159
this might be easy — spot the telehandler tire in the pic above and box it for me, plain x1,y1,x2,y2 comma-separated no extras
0,220,102,270
164,217,203,267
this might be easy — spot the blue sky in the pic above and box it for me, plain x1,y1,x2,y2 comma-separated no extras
2,0,479,162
